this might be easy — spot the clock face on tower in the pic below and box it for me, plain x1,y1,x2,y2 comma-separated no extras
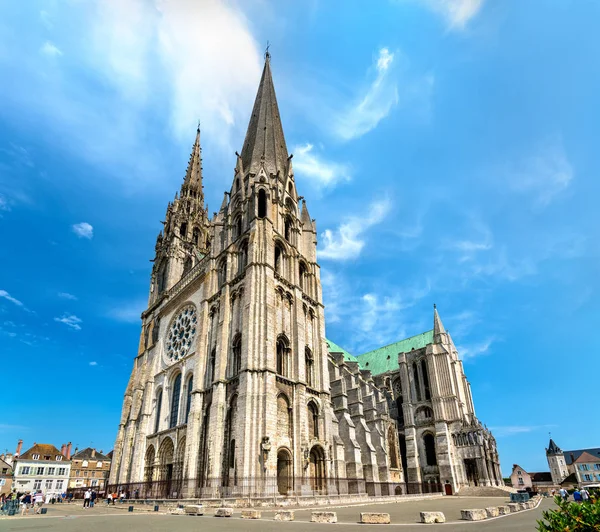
166,305,197,363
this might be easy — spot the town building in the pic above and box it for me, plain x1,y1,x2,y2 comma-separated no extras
509,464,554,493
546,438,600,487
68,448,111,490
12,441,71,496
0,455,13,496
109,53,502,499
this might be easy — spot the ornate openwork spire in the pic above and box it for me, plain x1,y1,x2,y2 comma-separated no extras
182,125,204,199
240,53,289,178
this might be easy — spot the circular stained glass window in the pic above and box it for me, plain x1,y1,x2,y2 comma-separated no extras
166,305,197,362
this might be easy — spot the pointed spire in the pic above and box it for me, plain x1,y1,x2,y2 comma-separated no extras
183,125,204,195
433,304,446,340
301,199,315,231
240,53,289,178
547,438,562,455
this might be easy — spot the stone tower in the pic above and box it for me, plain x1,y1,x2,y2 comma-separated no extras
109,54,399,497
546,438,568,485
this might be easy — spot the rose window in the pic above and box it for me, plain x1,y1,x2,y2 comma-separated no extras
166,305,197,362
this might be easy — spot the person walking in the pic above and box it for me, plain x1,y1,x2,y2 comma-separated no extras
581,487,590,502
83,489,91,508
20,492,32,516
33,491,44,514
90,490,96,508
106,492,113,505
559,487,568,501
573,488,582,502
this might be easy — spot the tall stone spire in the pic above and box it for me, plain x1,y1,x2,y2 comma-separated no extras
240,52,289,178
433,304,446,342
182,125,204,200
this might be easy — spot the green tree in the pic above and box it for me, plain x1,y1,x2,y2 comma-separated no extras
538,496,600,531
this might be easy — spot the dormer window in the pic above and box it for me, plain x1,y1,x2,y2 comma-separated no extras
32,454,40,460
56,456,63,461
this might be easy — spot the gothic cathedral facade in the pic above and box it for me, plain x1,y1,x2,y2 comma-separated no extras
109,54,502,498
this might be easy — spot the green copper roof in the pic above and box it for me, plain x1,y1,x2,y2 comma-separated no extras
326,330,434,376
326,339,359,362
356,330,434,375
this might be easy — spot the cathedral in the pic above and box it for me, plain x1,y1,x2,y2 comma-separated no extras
109,53,502,500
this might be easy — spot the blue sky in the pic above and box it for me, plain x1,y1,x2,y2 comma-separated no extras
1,0,599,475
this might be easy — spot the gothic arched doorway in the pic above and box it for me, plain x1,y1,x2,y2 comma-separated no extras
277,448,293,495
158,437,174,497
309,445,326,494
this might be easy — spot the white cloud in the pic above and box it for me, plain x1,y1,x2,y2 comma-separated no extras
40,41,63,57
54,314,82,330
0,290,24,307
333,48,399,141
292,143,351,191
508,137,574,208
40,10,53,29
319,198,391,260
458,336,496,361
72,222,93,239
489,424,556,438
89,361,98,366
422,0,484,30
58,292,78,301
107,299,146,323
0,194,9,212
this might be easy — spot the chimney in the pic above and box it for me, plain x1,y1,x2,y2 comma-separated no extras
61,444,67,457
15,439,23,457
91,449,96,458
66,442,72,460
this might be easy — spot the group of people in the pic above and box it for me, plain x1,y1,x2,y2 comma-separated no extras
82,489,97,508
554,487,592,502
1,490,56,516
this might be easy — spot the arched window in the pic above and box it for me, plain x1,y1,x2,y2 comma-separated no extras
232,334,242,376
305,347,314,387
308,402,319,439
277,394,291,438
154,390,163,433
218,258,227,287
152,317,160,344
207,348,216,386
413,362,422,402
239,241,248,274
421,359,431,400
424,433,437,466
276,335,289,376
299,262,307,292
235,216,242,239
236,178,240,192
258,189,267,218
284,216,292,242
393,379,404,426
388,427,399,468
169,374,182,428
185,375,193,423
183,256,192,276
274,244,283,275
229,439,236,468
157,263,168,294
180,222,187,238
192,227,200,245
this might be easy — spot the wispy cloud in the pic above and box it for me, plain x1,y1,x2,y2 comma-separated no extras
58,292,78,301
332,48,399,141
40,41,63,57
0,423,29,433
490,424,557,438
89,361,98,367
319,198,391,260
54,314,82,330
72,222,93,239
0,290,24,308
292,143,351,192
421,0,485,30
507,137,574,208
107,299,146,323
458,336,497,361
0,194,10,213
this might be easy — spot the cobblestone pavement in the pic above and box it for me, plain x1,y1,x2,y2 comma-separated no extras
0,497,553,531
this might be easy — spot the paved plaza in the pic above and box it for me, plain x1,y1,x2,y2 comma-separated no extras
0,497,552,531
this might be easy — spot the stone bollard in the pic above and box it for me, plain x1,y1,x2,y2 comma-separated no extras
518,503,528,511
274,510,295,521
485,507,499,518
184,505,204,516
507,503,520,513
311,511,337,523
497,506,511,515
169,507,185,515
215,507,233,517
241,510,261,519
360,513,391,524
461,509,487,521
420,511,445,523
